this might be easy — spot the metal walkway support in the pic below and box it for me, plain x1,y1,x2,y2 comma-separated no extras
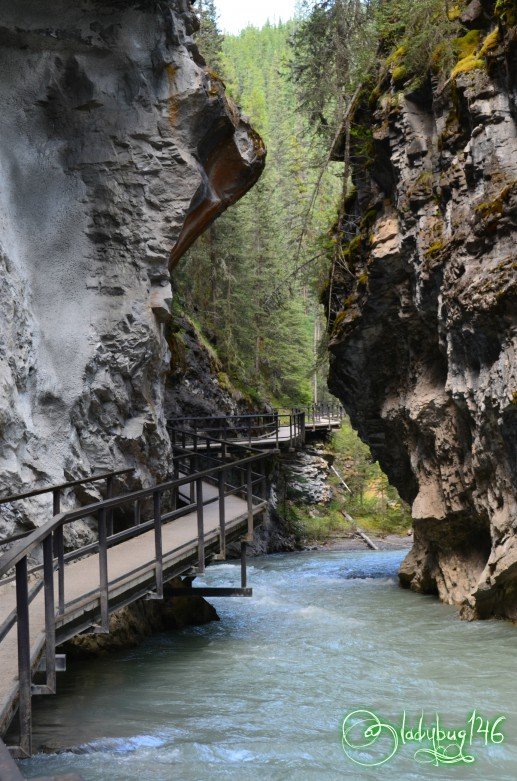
0,432,270,763
0,401,342,770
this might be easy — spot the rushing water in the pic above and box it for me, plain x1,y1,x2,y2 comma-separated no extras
20,549,517,780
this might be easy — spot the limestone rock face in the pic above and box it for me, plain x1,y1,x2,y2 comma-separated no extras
0,0,264,537
327,9,517,619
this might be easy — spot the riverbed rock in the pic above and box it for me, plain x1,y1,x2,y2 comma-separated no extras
0,0,265,540
327,5,517,619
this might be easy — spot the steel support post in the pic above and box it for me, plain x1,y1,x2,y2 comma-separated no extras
241,540,247,588
97,508,110,632
153,492,164,599
15,557,32,757
196,479,205,573
106,474,114,537
218,468,226,559
42,535,56,694
246,463,254,540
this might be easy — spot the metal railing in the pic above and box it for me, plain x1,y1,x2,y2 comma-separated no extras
294,403,345,428
0,468,135,547
0,434,269,759
167,410,307,448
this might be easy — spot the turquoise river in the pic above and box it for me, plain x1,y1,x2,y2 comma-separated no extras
19,549,517,780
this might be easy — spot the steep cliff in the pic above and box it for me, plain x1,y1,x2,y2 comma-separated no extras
327,0,517,619
0,0,265,536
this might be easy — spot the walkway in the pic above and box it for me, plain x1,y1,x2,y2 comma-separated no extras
0,432,268,763
0,404,343,771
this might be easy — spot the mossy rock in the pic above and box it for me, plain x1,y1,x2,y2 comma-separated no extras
475,182,515,220
479,28,501,56
392,65,409,84
451,30,485,78
495,0,517,26
424,240,445,258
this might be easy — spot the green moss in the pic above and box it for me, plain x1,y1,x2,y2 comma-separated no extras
451,55,484,77
386,43,408,66
495,0,517,26
360,209,378,230
217,372,233,392
357,272,368,287
341,234,363,267
451,30,484,78
424,240,444,257
164,326,187,374
448,3,463,20
332,294,358,334
479,28,501,56
475,183,514,219
368,84,382,109
454,30,482,59
511,391,517,405
392,65,408,84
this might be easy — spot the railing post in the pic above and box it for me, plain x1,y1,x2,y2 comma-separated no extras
189,454,195,503
246,462,254,540
248,417,252,447
289,415,293,447
16,556,32,757
106,474,114,537
52,490,65,615
52,488,60,516
275,411,279,447
218,466,226,559
301,412,306,446
172,459,179,509
240,540,247,588
98,508,109,632
42,535,56,694
134,498,141,526
196,478,205,573
153,491,164,598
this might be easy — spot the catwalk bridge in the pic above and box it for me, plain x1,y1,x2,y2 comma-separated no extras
0,405,342,778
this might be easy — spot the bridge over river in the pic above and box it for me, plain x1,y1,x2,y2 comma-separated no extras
0,405,342,780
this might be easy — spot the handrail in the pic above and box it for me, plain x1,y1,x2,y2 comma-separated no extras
167,410,307,449
0,425,271,758
0,468,135,506
0,451,266,578
0,468,136,547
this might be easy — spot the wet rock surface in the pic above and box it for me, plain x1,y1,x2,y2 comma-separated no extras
0,0,264,539
327,5,517,619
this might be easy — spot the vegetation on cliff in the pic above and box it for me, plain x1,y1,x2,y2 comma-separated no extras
174,19,340,406
279,421,412,543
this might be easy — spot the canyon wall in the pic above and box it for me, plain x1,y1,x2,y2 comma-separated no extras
327,1,517,619
0,0,264,536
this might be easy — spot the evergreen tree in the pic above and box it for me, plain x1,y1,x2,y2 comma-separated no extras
196,0,224,71
174,20,340,407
